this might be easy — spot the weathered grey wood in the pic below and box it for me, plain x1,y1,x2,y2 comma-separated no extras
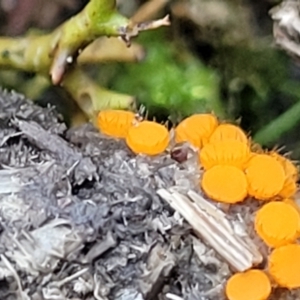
0,89,298,300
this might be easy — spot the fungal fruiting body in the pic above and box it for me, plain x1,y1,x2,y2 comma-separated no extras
125,120,169,155
268,244,300,289
283,198,300,221
245,154,285,200
254,201,300,248
97,109,136,138
95,110,300,298
225,269,271,300
278,177,297,199
209,123,248,144
269,151,299,181
199,140,250,170
175,113,218,148
201,165,248,203
269,151,298,198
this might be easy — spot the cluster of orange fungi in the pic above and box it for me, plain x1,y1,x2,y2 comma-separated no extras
97,110,300,300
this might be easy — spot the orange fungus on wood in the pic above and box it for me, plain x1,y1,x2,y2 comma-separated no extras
279,177,297,199
225,269,271,300
199,141,250,170
283,198,300,215
268,244,300,289
209,123,248,144
268,152,298,199
254,201,300,248
201,165,248,204
126,120,169,155
175,113,218,148
97,109,136,138
245,154,285,200
269,151,299,181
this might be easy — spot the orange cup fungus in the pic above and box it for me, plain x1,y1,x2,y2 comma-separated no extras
283,198,300,219
269,151,299,181
199,141,250,170
201,165,248,203
97,109,136,138
209,123,248,144
254,201,300,248
245,154,285,200
125,120,169,155
268,152,299,199
279,177,297,199
282,199,300,236
175,113,218,148
94,111,300,297
225,269,271,300
268,244,300,289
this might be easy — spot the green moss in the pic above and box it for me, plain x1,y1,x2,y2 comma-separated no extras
108,30,225,122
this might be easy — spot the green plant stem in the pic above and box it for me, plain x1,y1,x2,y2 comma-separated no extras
0,0,129,84
0,0,170,117
0,0,169,85
62,67,134,120
253,100,300,146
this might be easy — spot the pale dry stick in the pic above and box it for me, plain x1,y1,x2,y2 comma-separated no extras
50,267,89,288
156,188,263,272
121,14,170,46
78,37,146,64
131,0,171,24
165,293,184,300
187,189,262,262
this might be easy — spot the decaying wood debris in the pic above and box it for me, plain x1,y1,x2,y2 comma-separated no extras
0,89,299,300
270,0,300,62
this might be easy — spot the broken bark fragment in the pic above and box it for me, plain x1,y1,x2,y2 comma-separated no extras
157,188,263,272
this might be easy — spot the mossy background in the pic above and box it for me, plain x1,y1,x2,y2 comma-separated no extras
97,29,224,122
1,0,300,158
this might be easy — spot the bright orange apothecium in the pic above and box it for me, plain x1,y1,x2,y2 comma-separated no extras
97,109,136,138
126,120,169,155
175,113,218,148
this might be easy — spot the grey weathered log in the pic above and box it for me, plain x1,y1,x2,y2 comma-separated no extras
0,88,299,300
